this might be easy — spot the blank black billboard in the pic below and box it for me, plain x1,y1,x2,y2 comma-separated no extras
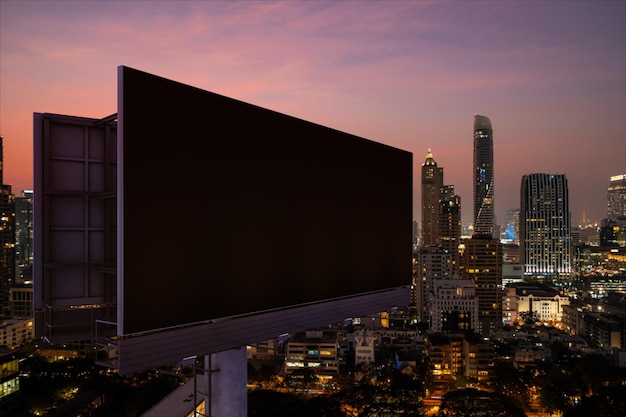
119,66,412,335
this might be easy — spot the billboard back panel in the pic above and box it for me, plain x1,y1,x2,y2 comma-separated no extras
119,66,412,335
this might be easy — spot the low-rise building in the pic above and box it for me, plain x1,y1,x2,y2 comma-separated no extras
584,312,626,348
424,332,464,396
247,338,281,361
285,329,339,376
505,282,569,323
562,302,586,335
513,342,550,369
463,335,494,386
0,318,34,349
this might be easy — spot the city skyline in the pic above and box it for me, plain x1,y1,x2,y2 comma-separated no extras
1,0,624,227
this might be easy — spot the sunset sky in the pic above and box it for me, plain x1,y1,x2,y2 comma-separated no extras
1,0,624,228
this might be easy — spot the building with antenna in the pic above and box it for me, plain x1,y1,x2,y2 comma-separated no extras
421,149,443,247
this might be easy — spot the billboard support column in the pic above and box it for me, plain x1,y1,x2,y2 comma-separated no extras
206,347,247,417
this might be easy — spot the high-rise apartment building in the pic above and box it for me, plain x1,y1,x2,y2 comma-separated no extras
461,233,502,336
438,196,461,276
415,246,454,324
0,137,15,317
607,174,626,220
473,115,495,235
421,149,443,246
520,173,571,280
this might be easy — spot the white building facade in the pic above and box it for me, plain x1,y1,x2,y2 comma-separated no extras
430,279,478,332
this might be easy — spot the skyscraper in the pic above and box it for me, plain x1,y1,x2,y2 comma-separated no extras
520,173,571,280
421,149,443,246
607,174,626,219
15,190,33,283
461,233,502,336
438,195,461,276
473,115,494,235
415,245,454,324
0,137,15,317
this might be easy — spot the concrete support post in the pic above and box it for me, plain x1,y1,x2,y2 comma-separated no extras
205,347,247,417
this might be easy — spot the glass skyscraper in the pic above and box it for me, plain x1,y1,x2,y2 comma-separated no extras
473,115,494,235
520,173,571,280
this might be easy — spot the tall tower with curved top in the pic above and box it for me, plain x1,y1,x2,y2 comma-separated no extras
473,115,494,235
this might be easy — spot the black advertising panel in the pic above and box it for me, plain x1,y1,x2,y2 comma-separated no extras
119,66,412,335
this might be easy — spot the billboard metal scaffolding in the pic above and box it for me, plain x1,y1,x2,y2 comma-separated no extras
33,113,118,346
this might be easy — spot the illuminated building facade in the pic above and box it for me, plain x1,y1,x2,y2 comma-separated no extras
424,333,464,396
520,173,571,280
285,329,339,377
421,149,443,246
0,318,34,350
0,137,15,317
505,282,569,323
607,174,626,220
461,233,502,336
473,115,495,235
0,349,20,417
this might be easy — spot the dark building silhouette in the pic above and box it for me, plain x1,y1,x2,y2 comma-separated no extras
438,195,461,277
0,137,15,317
599,216,626,247
14,191,32,263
